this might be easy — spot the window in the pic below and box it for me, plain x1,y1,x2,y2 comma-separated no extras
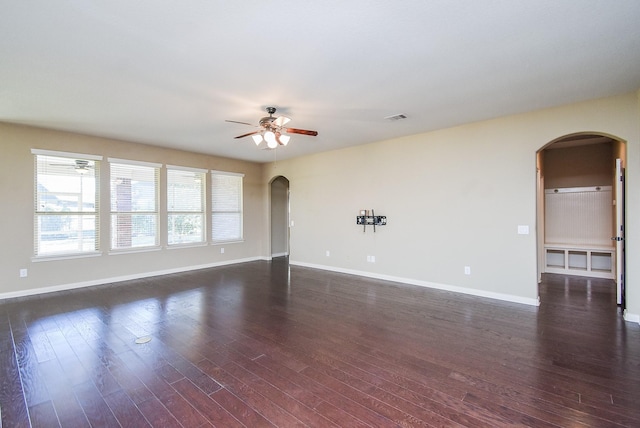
110,159,160,250
167,166,206,245
33,150,101,257
211,171,243,242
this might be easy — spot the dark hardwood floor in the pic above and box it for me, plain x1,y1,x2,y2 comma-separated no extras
1,258,639,427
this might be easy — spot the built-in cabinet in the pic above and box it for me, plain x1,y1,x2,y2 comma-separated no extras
544,245,614,279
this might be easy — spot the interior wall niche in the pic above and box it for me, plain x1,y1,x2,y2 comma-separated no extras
541,135,617,279
270,176,289,258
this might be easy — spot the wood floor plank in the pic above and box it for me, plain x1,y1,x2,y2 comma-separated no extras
0,312,31,428
72,380,120,427
207,356,346,427
171,378,244,427
196,358,310,427
35,358,90,427
103,390,151,428
136,395,182,428
2,260,640,427
299,364,440,427
158,389,211,427
28,400,59,428
13,331,50,408
210,387,275,427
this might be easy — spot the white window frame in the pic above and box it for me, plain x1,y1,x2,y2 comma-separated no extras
211,170,244,243
167,165,207,247
109,158,161,252
32,149,102,259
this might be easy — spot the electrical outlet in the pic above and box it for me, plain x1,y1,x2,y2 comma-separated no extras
220,247,225,254
19,268,28,278
326,250,330,257
367,255,376,263
464,266,471,275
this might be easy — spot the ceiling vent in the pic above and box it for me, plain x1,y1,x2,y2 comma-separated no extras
384,114,407,121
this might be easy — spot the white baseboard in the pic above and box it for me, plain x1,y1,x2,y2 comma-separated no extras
11,258,635,323
0,256,268,301
624,311,640,325
289,260,541,307
271,252,289,258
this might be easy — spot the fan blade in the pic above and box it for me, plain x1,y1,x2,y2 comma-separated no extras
273,115,291,127
286,128,318,136
225,120,255,126
235,131,261,139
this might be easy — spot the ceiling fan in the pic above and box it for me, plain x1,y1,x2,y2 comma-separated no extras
226,107,318,149
50,159,94,174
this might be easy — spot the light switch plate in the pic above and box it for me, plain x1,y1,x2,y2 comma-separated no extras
517,225,529,235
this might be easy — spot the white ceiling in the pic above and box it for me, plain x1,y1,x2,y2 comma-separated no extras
2,1,640,163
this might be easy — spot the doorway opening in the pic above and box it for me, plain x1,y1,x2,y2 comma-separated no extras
536,133,626,309
270,176,290,259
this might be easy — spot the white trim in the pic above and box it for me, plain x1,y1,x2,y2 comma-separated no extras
211,240,244,245
108,157,162,168
289,260,540,307
31,149,103,161
167,164,208,174
166,242,208,250
0,257,265,301
108,246,162,255
211,170,245,177
544,186,612,194
32,252,102,262
624,311,640,325
271,252,289,258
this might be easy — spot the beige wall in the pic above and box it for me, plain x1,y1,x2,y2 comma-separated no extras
0,123,264,298
2,92,639,323
263,92,640,320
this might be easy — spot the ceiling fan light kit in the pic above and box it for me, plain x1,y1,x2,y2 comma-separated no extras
226,107,317,150
74,159,91,174
50,158,94,174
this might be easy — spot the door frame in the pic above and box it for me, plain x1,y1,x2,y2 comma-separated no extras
615,158,626,307
269,175,290,259
536,133,627,309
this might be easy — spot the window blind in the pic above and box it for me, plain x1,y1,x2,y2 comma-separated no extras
211,171,243,242
110,160,159,250
33,152,100,256
167,166,206,245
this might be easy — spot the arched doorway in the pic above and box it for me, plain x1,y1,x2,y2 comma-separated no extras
270,176,290,259
536,133,626,308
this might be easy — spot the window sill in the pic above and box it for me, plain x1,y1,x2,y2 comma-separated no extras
211,240,244,246
108,246,162,256
166,242,208,250
32,251,102,262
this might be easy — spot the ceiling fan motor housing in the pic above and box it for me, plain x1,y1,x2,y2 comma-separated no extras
259,116,276,128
